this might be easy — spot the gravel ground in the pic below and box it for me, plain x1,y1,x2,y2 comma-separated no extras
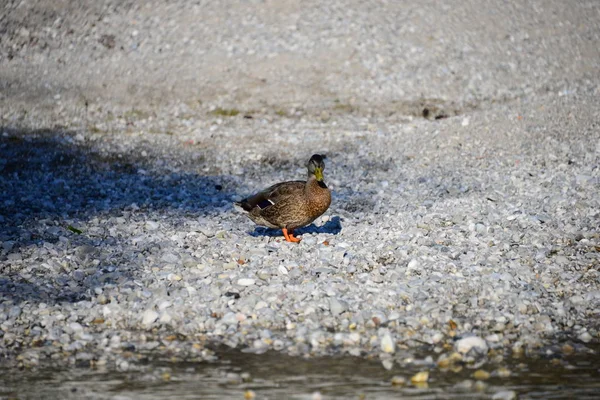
1,0,600,390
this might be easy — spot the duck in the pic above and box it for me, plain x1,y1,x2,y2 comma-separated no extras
235,154,332,242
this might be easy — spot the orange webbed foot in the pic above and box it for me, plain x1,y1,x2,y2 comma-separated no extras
282,228,301,243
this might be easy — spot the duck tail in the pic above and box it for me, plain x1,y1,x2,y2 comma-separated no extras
234,200,253,212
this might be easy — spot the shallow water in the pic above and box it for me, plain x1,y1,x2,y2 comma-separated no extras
1,346,599,400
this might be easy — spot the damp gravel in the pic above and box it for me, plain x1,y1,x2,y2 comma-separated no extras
1,0,600,398
1,94,599,377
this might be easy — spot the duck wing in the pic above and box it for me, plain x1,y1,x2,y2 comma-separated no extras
238,180,305,212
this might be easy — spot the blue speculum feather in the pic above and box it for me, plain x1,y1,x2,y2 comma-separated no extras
257,199,273,209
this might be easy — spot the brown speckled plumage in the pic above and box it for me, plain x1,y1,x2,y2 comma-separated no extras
235,155,331,242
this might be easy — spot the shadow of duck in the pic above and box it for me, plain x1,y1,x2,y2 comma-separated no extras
249,216,342,238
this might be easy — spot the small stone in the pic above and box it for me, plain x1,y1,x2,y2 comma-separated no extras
410,371,429,384
69,322,83,334
255,301,268,310
73,270,85,282
257,270,270,280
19,27,30,37
223,262,237,270
455,336,488,356
382,359,394,370
578,331,592,343
8,306,21,319
244,390,256,400
142,310,159,327
562,344,575,354
431,332,444,344
237,278,256,286
145,221,159,230
486,333,501,343
329,297,347,316
221,313,238,325
492,390,518,400
162,253,179,263
159,312,172,324
380,333,395,354
473,370,490,380
118,360,130,371
391,376,406,386
7,253,22,262
454,380,473,391
495,367,511,378
437,357,451,368
241,372,252,382
512,343,524,355
388,312,401,321
407,259,420,270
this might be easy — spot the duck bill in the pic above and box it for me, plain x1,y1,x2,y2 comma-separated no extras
314,167,324,182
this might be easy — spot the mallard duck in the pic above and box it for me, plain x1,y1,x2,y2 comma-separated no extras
235,154,332,242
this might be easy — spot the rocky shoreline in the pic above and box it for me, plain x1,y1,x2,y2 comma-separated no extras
1,1,599,397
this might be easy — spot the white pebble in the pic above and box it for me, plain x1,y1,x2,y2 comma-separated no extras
380,333,395,354
492,390,517,400
455,336,488,356
141,310,159,327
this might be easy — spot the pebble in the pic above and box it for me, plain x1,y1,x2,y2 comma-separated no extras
411,371,429,384
141,310,159,327
492,391,518,400
454,380,474,391
159,312,172,324
9,306,22,319
162,253,179,264
473,370,490,380
145,221,159,230
237,278,256,286
381,359,394,370
221,313,238,325
407,259,420,271
562,344,575,355
69,322,84,334
388,375,405,388
431,332,444,344
329,298,347,316
380,333,395,354
578,331,592,343
455,336,488,356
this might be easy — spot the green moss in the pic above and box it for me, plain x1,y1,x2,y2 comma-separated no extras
333,103,356,113
210,107,240,117
274,109,288,117
121,109,151,121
